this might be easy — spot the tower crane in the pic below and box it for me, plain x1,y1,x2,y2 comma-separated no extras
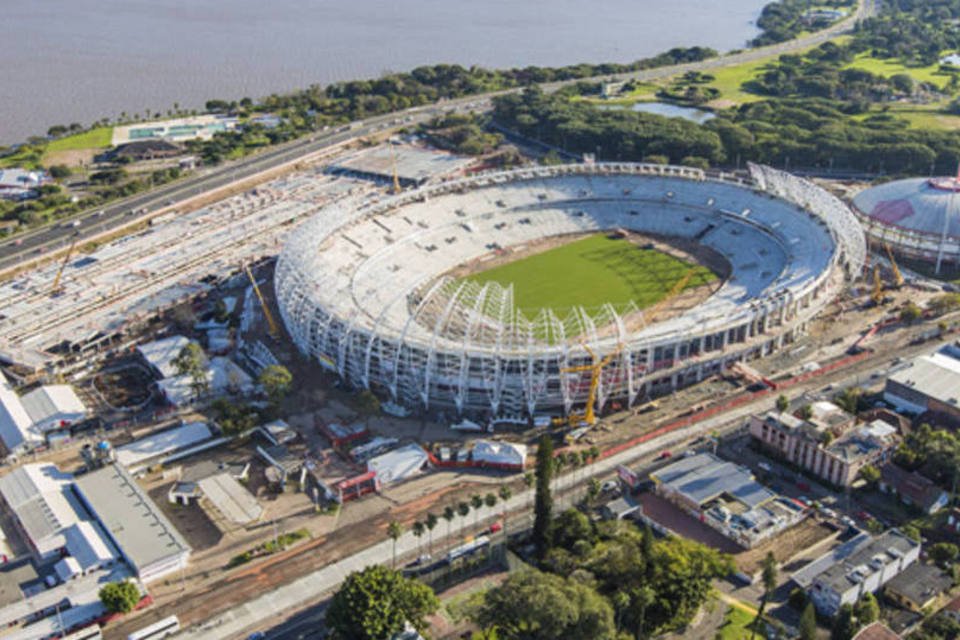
871,265,886,306
50,239,77,297
391,146,401,195
559,342,623,427
884,242,905,289
244,264,280,339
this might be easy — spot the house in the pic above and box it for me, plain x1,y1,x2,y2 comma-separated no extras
853,622,902,640
795,529,920,617
750,409,898,487
107,139,184,162
884,352,960,425
602,495,640,521
74,464,191,583
880,464,950,515
884,563,951,612
0,372,88,455
0,168,48,200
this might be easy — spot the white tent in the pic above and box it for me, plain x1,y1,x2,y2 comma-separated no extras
367,444,429,484
472,440,527,468
21,386,87,433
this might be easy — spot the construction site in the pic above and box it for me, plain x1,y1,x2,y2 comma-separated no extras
0,131,953,640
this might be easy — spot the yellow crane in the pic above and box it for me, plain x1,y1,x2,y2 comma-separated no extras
244,264,280,339
871,264,885,306
560,342,623,427
645,266,696,320
884,242,904,289
50,239,77,297
391,146,401,194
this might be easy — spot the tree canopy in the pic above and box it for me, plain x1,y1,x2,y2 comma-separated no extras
98,580,141,614
326,565,439,640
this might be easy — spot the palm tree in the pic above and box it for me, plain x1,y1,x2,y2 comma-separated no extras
471,494,483,529
412,521,425,556
457,502,470,533
387,520,403,568
498,485,512,538
753,552,778,639
484,492,497,511
425,513,438,554
443,506,455,540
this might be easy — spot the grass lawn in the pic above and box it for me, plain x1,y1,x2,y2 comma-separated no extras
45,127,113,152
716,604,757,640
463,233,716,318
843,52,952,88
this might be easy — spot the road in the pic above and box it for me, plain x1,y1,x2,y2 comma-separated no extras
0,0,876,277
166,314,944,640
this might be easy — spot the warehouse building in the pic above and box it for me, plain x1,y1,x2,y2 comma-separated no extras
0,464,87,561
884,351,960,424
74,464,190,583
0,372,87,455
793,529,919,617
650,453,805,548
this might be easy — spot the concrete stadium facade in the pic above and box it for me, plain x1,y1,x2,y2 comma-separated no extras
275,162,865,419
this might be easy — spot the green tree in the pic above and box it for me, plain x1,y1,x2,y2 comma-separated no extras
443,506,455,539
776,394,789,414
173,342,208,399
498,485,512,537
472,494,484,528
326,565,439,640
858,464,881,488
930,542,959,566
854,592,879,626
387,520,403,568
485,492,498,511
753,552,778,638
258,364,293,406
412,521,425,556
425,513,438,554
533,435,555,560
831,603,858,640
797,404,814,420
355,389,381,415
799,602,818,640
458,501,471,532
476,569,618,640
900,302,922,323
552,508,595,552
98,580,141,614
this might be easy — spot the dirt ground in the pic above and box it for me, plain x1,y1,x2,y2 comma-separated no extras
735,518,836,575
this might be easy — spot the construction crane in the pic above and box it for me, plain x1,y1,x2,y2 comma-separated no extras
645,267,696,320
50,239,77,297
559,342,623,427
244,264,280,339
391,146,401,194
871,264,885,306
884,242,905,289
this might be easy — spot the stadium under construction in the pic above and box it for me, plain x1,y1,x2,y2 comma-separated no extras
275,162,866,420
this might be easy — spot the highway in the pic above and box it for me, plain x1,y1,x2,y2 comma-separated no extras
0,0,876,278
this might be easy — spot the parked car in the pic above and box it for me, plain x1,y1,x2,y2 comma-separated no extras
658,450,673,460
601,480,619,493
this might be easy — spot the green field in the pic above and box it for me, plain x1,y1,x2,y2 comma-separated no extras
463,234,717,318
45,127,113,152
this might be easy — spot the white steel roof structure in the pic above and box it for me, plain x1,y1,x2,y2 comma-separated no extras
0,371,40,453
21,385,86,432
276,162,864,418
367,443,430,484
196,473,262,525
0,464,85,559
115,421,213,468
851,175,960,271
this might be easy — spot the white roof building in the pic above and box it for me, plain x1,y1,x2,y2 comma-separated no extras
0,464,85,560
472,440,528,468
137,335,192,379
74,464,191,583
157,357,254,407
367,444,430,484
0,372,41,454
20,385,87,433
115,421,212,469
63,521,117,573
196,473,263,525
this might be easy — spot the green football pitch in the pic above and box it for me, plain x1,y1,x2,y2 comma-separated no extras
463,234,717,317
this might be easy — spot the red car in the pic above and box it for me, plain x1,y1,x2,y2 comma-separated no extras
658,450,673,460
488,522,503,534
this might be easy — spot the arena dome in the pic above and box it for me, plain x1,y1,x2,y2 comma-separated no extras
852,176,960,271
275,162,864,419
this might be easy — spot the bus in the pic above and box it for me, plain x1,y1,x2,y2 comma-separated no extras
446,535,490,563
127,615,179,640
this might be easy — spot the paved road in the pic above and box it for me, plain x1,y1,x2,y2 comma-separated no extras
0,0,876,277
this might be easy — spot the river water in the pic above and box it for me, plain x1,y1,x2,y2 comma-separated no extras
0,0,768,144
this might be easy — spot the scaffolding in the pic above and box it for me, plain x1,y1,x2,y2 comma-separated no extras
275,162,858,418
